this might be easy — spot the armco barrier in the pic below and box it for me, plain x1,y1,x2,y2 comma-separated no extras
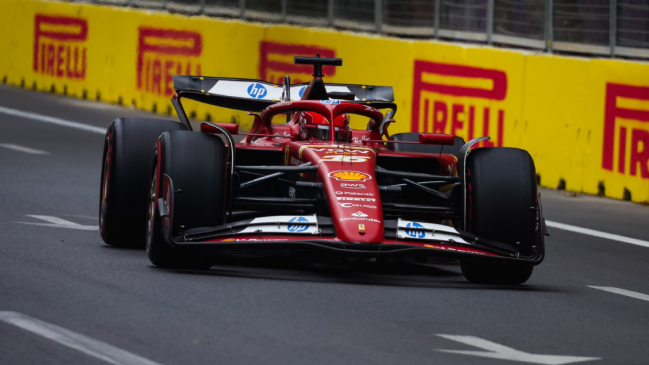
1,0,648,203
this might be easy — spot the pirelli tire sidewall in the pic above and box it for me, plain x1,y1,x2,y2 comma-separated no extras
99,118,187,247
146,130,227,269
462,147,537,285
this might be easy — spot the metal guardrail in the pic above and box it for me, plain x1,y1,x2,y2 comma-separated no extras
71,0,649,59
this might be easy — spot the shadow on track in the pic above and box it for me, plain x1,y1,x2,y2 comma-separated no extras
99,245,561,292
101,245,143,252
150,255,562,293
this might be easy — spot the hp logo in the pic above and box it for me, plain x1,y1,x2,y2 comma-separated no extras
287,217,309,232
247,83,267,99
405,222,425,238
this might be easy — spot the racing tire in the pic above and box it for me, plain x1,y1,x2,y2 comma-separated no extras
99,118,187,247
146,130,227,269
460,147,537,285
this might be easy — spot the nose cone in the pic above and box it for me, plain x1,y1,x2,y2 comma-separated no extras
298,144,384,243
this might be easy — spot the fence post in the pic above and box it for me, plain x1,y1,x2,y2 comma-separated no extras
240,0,245,19
375,0,382,33
545,0,553,52
328,0,334,27
610,0,616,57
199,0,205,14
434,0,440,39
486,0,494,44
282,0,287,21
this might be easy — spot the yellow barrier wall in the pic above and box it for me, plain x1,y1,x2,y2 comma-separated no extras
1,0,648,202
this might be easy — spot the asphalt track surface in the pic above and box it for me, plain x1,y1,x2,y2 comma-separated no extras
1,84,649,365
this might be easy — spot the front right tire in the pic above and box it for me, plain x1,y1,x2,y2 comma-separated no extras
460,147,538,285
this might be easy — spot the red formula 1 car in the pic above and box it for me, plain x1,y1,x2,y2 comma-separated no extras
99,56,547,284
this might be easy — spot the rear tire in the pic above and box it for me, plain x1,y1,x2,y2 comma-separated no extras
99,118,186,247
146,130,227,269
460,147,537,285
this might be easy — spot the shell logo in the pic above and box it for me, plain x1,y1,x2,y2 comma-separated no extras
329,170,372,182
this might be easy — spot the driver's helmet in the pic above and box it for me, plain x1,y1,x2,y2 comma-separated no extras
299,112,350,142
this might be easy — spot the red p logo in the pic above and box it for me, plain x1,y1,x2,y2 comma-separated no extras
259,41,336,84
602,83,649,178
411,60,508,146
33,14,88,79
136,27,203,96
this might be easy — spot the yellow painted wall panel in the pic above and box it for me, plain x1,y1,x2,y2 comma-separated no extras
521,55,590,192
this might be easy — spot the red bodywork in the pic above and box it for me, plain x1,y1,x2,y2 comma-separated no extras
200,100,464,255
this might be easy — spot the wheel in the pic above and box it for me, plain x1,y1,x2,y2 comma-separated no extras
99,118,187,247
146,130,227,269
460,147,537,285
391,133,465,158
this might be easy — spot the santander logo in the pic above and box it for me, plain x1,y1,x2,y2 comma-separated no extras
351,211,368,217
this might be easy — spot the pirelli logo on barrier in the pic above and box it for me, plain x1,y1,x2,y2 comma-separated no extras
259,41,336,84
411,61,507,147
33,14,88,80
136,27,203,97
602,83,649,178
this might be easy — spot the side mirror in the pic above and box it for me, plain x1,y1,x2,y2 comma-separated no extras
419,133,454,145
201,122,239,135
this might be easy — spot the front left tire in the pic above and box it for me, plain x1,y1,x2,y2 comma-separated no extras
146,130,228,269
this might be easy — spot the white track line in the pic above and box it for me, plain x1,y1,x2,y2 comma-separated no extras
0,143,49,154
436,334,599,364
14,215,98,231
0,311,163,365
0,105,105,134
546,220,649,249
589,286,649,302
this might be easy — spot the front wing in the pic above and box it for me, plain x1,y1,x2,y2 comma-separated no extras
166,218,544,265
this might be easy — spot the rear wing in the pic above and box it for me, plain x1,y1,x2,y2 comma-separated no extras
172,75,395,113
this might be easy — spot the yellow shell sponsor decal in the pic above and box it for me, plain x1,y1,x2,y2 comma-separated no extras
329,170,372,182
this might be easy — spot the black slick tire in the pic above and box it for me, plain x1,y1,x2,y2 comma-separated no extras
99,118,187,247
146,130,227,269
460,147,537,285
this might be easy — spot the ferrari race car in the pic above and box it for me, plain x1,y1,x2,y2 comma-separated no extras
99,56,547,285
